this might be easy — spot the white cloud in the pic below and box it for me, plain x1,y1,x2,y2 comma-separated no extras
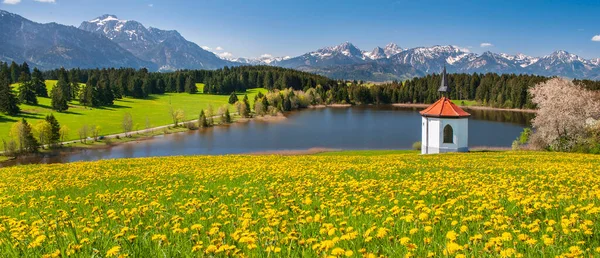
148,3,153,7
215,46,223,51
34,0,55,3
217,52,233,58
480,42,494,48
201,46,211,50
2,0,21,4
592,35,600,42
260,54,273,58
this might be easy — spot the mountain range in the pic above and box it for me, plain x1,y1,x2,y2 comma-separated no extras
1,9,599,81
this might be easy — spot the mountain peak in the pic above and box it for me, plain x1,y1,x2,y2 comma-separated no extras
88,14,125,25
383,43,402,57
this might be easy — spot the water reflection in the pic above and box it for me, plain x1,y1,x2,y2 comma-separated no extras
2,106,534,167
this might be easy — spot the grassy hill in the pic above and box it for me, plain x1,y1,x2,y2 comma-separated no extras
1,151,598,257
0,80,266,142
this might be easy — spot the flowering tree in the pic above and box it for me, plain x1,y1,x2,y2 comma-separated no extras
529,78,600,151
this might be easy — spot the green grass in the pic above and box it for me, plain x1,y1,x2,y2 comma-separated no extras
0,80,266,142
451,99,479,106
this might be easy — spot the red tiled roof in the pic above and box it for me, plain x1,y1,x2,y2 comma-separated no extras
420,97,471,118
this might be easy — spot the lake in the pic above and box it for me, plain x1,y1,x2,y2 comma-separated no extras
2,106,534,166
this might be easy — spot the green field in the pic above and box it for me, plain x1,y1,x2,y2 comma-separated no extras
0,80,266,142
451,99,479,107
0,151,598,257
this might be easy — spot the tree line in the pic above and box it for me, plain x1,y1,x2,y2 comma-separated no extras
4,61,600,117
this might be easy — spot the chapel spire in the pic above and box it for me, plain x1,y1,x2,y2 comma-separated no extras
438,66,448,94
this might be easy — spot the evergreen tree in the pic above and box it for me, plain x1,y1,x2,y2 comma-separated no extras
21,62,31,81
99,75,114,106
79,82,94,107
18,80,38,105
0,77,20,115
198,110,209,128
184,76,197,94
57,68,72,101
18,71,29,83
45,114,61,145
31,68,48,97
51,80,69,112
18,119,39,153
9,61,19,84
129,77,145,98
224,109,232,123
242,95,251,117
228,91,239,104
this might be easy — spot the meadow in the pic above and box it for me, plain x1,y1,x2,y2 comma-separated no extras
0,151,599,257
0,81,266,142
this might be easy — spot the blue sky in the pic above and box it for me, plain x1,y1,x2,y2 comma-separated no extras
2,0,600,59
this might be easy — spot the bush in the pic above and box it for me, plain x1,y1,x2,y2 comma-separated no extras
185,122,197,130
412,141,422,151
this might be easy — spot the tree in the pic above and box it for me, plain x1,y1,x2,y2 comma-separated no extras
184,76,197,94
59,125,70,143
90,125,101,141
529,78,600,151
122,113,133,137
0,77,20,115
51,79,69,112
18,80,38,105
31,68,48,97
224,109,232,123
228,92,239,104
9,61,19,84
198,110,208,128
2,138,17,156
78,124,89,143
218,105,228,124
33,120,52,148
20,62,31,81
170,108,185,127
234,101,247,119
45,114,61,145
254,101,266,116
18,71,29,83
206,104,214,126
129,77,145,98
10,119,39,153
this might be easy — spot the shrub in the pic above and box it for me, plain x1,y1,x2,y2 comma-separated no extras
412,141,422,151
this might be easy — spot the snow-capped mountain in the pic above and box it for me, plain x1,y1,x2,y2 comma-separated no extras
264,42,600,81
526,50,599,79
499,53,539,68
390,45,477,73
230,55,291,65
0,10,154,70
383,43,403,57
364,47,386,60
79,14,236,71
2,9,599,81
275,42,367,68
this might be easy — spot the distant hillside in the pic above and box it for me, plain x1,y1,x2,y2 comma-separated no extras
0,10,155,70
79,14,237,71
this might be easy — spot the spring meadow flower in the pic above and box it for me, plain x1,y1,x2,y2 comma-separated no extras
0,152,598,257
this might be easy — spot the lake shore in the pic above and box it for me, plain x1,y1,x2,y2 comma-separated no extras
1,104,530,166
0,112,288,166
